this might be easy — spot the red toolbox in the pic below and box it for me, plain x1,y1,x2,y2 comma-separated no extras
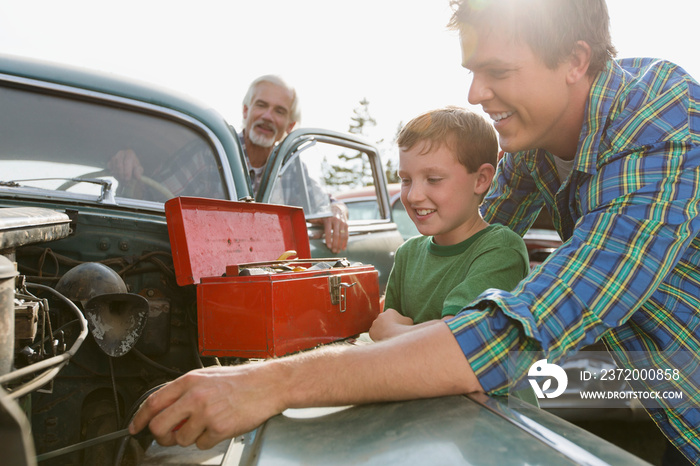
165,197,380,358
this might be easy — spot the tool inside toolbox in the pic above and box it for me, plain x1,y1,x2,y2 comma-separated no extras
222,249,360,276
229,258,358,276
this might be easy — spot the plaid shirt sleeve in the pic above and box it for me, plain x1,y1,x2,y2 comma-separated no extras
447,58,700,460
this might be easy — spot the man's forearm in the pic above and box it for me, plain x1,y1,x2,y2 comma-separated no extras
280,321,483,409
130,321,482,449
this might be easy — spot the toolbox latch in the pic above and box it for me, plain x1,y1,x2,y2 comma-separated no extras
329,276,355,312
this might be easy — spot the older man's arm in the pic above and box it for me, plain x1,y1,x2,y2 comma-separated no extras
129,321,481,450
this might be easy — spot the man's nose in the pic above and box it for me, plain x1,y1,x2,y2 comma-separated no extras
468,76,493,106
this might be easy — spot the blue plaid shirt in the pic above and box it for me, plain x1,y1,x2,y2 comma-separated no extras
448,57,700,462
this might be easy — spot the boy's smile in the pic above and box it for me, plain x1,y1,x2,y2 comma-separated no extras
399,142,489,246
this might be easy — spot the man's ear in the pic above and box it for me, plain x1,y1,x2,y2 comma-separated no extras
474,163,496,195
286,121,297,134
242,104,250,120
567,40,592,84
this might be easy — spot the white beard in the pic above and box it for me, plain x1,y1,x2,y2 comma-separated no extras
248,122,277,148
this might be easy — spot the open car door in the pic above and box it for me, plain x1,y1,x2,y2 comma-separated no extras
257,128,403,292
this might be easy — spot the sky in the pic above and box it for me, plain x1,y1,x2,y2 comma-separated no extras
2,0,699,162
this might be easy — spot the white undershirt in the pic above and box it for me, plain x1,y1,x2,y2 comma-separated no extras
553,155,575,183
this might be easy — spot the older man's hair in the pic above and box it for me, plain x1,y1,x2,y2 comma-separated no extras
242,75,301,123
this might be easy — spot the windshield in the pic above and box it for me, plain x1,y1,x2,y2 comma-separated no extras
0,85,227,203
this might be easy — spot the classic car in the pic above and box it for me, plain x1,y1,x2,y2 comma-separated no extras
0,52,402,465
0,53,651,466
335,183,419,241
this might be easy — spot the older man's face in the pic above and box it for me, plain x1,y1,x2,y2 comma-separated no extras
243,82,296,148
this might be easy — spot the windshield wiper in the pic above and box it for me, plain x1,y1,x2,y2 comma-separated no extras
0,178,116,203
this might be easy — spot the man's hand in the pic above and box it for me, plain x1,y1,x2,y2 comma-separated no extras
107,149,144,183
129,364,284,450
369,308,415,341
317,202,349,254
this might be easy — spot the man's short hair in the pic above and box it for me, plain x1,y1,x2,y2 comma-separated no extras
242,75,301,123
397,106,498,172
448,0,617,75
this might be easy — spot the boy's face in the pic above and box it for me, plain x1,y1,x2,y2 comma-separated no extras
399,142,486,246
461,25,582,158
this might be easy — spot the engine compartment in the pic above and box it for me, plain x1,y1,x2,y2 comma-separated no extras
0,205,206,465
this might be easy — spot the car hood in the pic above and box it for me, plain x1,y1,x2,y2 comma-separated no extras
140,395,650,465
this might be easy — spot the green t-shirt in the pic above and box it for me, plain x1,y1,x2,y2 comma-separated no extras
384,224,529,323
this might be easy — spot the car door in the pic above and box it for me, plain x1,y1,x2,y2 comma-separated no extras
256,128,403,292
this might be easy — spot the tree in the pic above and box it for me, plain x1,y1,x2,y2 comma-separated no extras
385,158,400,184
348,98,376,135
384,121,403,184
322,99,376,189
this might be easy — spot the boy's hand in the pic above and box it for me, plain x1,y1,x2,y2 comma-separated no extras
369,308,414,341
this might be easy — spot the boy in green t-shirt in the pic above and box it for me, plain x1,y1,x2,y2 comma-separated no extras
370,107,530,341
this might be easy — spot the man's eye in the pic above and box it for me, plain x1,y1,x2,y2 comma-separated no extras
400,178,411,185
428,178,442,184
488,69,509,79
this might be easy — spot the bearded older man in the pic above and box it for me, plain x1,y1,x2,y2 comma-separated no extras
238,75,348,253
108,74,348,253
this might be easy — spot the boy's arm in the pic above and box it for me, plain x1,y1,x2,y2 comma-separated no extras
369,308,450,341
369,308,414,340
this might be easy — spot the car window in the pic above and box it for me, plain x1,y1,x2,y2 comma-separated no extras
344,199,382,221
0,85,226,203
269,140,381,220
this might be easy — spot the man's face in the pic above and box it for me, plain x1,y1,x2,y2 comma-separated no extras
243,81,296,148
399,142,484,246
462,26,578,157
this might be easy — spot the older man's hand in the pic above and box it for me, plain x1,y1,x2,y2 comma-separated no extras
107,149,144,183
319,202,349,254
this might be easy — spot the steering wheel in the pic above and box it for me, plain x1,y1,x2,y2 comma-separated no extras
57,169,175,201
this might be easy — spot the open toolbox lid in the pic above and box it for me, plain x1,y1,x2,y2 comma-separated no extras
165,197,312,286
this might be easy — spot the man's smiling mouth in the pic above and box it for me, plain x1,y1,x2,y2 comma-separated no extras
490,111,514,122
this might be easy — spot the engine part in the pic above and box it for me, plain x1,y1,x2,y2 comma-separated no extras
55,263,149,357
0,255,17,376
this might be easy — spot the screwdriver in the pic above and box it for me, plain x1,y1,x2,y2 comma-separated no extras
36,418,186,462
35,427,145,462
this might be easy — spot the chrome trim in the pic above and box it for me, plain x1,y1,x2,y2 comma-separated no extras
467,393,612,466
0,72,237,202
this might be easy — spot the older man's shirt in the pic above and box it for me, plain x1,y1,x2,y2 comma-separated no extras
447,58,700,461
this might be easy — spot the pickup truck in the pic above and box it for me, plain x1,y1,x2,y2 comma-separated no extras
0,54,649,465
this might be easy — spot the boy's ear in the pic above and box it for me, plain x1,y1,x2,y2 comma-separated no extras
474,163,496,195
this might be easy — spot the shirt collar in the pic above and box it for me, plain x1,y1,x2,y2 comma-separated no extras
575,59,628,175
